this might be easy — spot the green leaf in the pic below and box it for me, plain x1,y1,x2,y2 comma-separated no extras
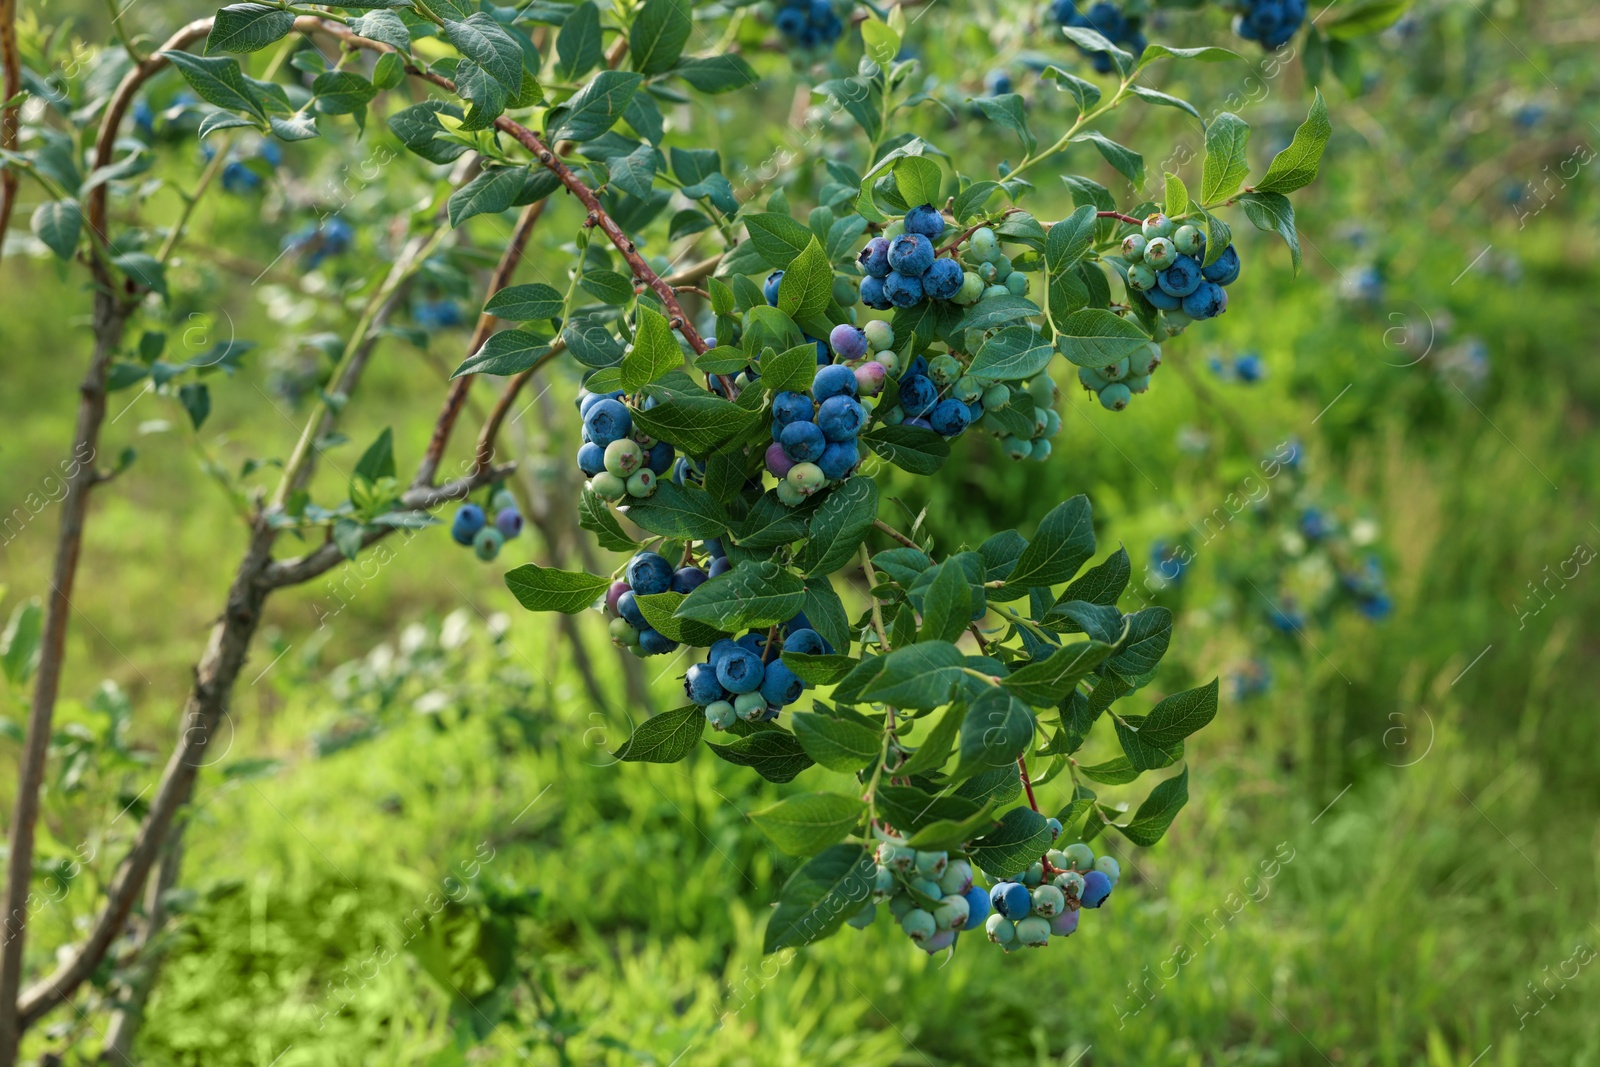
311,70,377,115
861,425,948,475
1073,131,1144,188
673,55,757,94
780,652,856,685
353,428,395,483
1323,0,1409,39
975,94,1034,153
859,17,900,69
1003,495,1095,591
1054,309,1152,369
578,488,636,551
902,801,1000,852
448,166,527,226
791,711,880,770
744,211,817,270
760,343,822,397
1079,756,1142,785
621,306,679,390
954,686,1035,779
623,481,727,540
796,477,878,576
763,843,875,953
451,329,547,378
388,101,468,164
160,51,265,120
350,10,411,52
1128,84,1202,124
504,563,611,614
549,70,642,143
1202,209,1233,268
860,641,965,710
957,295,1041,332
613,704,704,763
776,236,832,319
1163,172,1189,218
896,701,966,777
442,13,525,92
752,793,866,856
633,391,760,455
892,156,942,210
1137,42,1242,64
801,575,850,655
1201,113,1251,205
1238,191,1302,275
579,269,635,305
1109,606,1172,679
372,51,406,90
633,592,729,647
1061,547,1129,606
0,599,43,686
1113,713,1184,772
1001,640,1115,706
1256,89,1331,195
484,282,564,322
1041,65,1101,114
629,0,692,75
555,0,603,79
1138,679,1219,749
1045,204,1098,275
1117,768,1189,846
31,200,81,260
708,728,814,784
206,3,295,54
676,559,805,631
969,807,1054,879
917,560,972,645
966,326,1054,386
1058,25,1132,75
875,785,981,833
733,491,809,548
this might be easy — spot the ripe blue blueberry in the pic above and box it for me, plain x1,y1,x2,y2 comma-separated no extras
1181,281,1228,319
857,237,892,278
779,420,827,463
929,398,972,437
923,258,963,300
763,270,784,305
772,391,815,427
616,590,648,631
708,637,739,670
646,441,674,475
991,881,1032,919
759,659,804,706
830,323,869,361
817,439,860,481
1143,285,1181,311
715,647,766,694
784,628,826,657
883,271,924,307
583,399,632,447
859,275,892,310
1157,255,1203,298
451,504,486,546
1079,869,1113,908
817,396,867,441
736,632,768,658
637,628,678,655
494,507,523,539
813,363,858,401
961,884,990,930
1234,353,1263,382
904,204,945,239
576,442,606,477
898,373,938,417
626,552,674,595
1201,244,1241,285
887,233,935,276
671,566,709,594
684,662,726,705
708,556,732,577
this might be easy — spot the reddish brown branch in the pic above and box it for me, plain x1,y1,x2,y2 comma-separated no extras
1018,755,1040,813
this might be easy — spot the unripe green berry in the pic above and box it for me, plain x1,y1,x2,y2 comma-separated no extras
878,843,914,872
625,468,657,497
472,527,504,561
1121,233,1148,261
1005,271,1028,297
1052,870,1086,898
933,894,970,930
609,616,640,646
952,376,984,403
733,692,767,721
1126,263,1157,292
1031,439,1052,462
914,850,949,878
1021,862,1044,887
1172,223,1204,256
1062,842,1095,871
1142,212,1175,239
888,893,915,921
883,219,905,240
776,479,808,507
977,261,997,283
847,902,877,929
590,472,627,500
1043,409,1062,437
1078,365,1111,392
490,488,517,513
1103,356,1130,381
938,859,973,895
991,255,1013,282
787,462,826,495
1002,435,1033,460
900,908,936,942
704,700,736,729
982,285,1010,302
985,913,1016,944
881,404,906,426
1125,372,1151,394
604,438,643,477
1015,915,1052,947
1144,237,1177,271
1027,372,1056,405
954,271,985,305
1094,855,1121,885
876,350,899,373
1133,341,1162,377
928,355,962,388
1099,383,1132,411
982,383,1010,409
863,319,895,352
1031,884,1066,918
970,226,999,261
911,877,943,900
874,864,897,894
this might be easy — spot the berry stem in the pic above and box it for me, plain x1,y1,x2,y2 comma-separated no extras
1096,211,1143,226
872,518,920,550
935,209,1022,256
859,544,892,653
1018,755,1040,813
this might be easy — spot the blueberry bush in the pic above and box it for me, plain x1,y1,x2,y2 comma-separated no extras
0,0,1368,1053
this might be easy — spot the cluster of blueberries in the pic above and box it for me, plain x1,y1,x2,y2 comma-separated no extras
1232,0,1307,50
684,615,830,726
200,137,282,195
1343,556,1393,620
603,549,719,657
883,353,1064,459
1049,0,1147,73
850,847,991,954
859,213,1028,312
1208,351,1265,384
283,217,354,269
767,355,872,506
772,0,843,48
848,830,1122,954
575,390,676,502
449,488,524,562
1075,339,1162,413
1123,213,1238,327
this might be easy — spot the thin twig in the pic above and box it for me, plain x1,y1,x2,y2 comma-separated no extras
873,518,920,550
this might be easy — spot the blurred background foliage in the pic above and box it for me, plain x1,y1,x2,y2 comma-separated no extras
2,0,1599,1062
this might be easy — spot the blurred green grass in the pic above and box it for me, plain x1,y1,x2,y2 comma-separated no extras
3,0,1600,1063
